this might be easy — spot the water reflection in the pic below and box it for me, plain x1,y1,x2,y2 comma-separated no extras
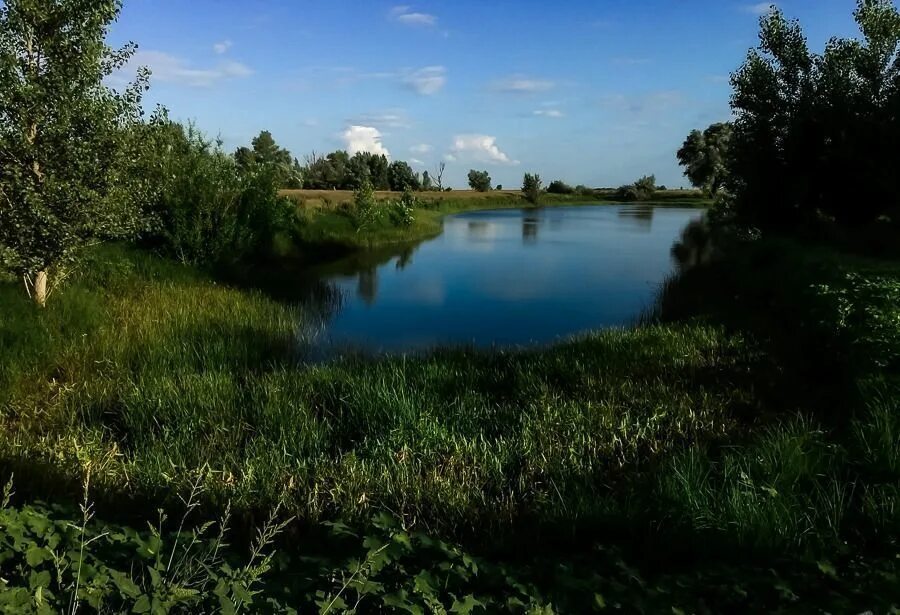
357,267,378,306
617,204,655,231
283,205,704,353
522,212,540,244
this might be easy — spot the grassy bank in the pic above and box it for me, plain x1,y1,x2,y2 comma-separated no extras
284,188,711,252
1,234,899,610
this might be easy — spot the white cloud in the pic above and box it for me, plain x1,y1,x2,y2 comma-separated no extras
403,66,446,95
213,40,232,54
410,144,433,154
743,2,776,15
390,5,437,26
342,125,391,157
410,158,425,165
533,109,564,118
128,50,252,87
449,135,518,165
492,75,555,94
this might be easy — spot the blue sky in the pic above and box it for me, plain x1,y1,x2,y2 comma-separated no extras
109,0,865,188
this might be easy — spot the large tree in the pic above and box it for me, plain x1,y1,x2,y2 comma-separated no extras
467,169,492,192
677,122,732,196
728,0,900,227
388,160,420,192
0,0,148,306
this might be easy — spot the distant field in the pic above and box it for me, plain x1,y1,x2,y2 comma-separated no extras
281,188,709,209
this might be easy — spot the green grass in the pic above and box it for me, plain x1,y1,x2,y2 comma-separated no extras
1,232,899,611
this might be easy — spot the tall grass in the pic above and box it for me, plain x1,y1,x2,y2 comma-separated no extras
1,236,899,571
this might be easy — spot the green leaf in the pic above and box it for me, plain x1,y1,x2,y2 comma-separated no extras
817,560,838,578
450,594,484,614
132,595,151,614
25,546,50,567
594,593,607,609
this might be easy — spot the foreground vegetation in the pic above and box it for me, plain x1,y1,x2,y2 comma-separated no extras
2,231,899,610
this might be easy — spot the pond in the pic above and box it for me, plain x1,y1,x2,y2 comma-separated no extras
302,204,704,353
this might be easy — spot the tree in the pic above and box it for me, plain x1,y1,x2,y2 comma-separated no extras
0,0,149,306
677,123,732,196
728,0,900,227
434,162,446,191
522,173,543,204
547,180,575,194
388,161,420,192
468,169,492,192
422,170,433,191
235,130,301,188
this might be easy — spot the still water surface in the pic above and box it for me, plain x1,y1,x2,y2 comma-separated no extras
303,204,703,352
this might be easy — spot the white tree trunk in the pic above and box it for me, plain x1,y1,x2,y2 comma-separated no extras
34,270,48,307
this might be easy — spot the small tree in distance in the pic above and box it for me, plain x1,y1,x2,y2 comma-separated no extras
523,173,543,204
468,169,492,192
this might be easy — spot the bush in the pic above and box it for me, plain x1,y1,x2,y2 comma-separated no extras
388,190,417,227
547,180,575,194
138,122,294,265
615,175,657,201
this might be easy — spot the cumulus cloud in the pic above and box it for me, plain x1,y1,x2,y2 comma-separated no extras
533,109,564,118
403,66,446,95
342,125,391,157
410,158,425,166
127,50,252,87
743,2,776,15
492,75,555,94
410,144,433,154
390,5,438,26
449,135,518,165
213,40,232,54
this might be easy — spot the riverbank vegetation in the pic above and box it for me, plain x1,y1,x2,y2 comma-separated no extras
1,0,900,612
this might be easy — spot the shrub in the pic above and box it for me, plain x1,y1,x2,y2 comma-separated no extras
388,190,417,227
547,180,575,194
615,175,657,201
138,122,294,265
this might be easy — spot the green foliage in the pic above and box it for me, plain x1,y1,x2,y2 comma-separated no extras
388,160,421,192
615,175,657,201
729,0,900,227
0,473,288,614
677,123,732,196
139,121,295,265
546,180,574,195
467,170,492,192
234,131,303,189
522,173,543,204
0,0,149,300
351,179,382,230
388,190,417,227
